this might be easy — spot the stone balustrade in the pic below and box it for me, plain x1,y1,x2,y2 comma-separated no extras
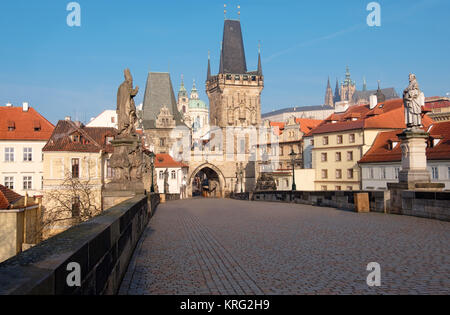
0,193,160,295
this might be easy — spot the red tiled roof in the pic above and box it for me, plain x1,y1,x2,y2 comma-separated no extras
295,118,322,134
423,97,450,111
359,121,450,163
0,106,54,141
307,99,434,136
154,153,188,168
0,185,23,210
43,120,117,153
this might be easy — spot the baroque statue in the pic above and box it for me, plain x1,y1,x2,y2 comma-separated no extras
403,74,424,129
117,68,139,137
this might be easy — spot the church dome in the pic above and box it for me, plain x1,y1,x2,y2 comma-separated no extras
189,99,207,109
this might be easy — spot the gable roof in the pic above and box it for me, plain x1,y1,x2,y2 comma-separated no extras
43,120,117,153
0,185,23,210
353,88,399,103
154,153,188,168
142,72,184,129
0,106,54,141
359,121,450,164
306,98,434,136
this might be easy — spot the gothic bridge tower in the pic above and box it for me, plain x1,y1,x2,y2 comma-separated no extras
206,19,264,128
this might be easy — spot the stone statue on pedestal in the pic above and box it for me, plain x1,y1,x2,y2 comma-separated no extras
403,74,424,129
105,69,148,200
117,68,139,137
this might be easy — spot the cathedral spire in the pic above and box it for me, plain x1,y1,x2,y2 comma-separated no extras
334,78,341,103
324,77,333,106
363,76,367,91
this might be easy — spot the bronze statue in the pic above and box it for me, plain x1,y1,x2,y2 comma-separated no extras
117,68,139,137
403,74,424,129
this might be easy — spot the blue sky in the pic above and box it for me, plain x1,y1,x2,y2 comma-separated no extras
0,0,449,124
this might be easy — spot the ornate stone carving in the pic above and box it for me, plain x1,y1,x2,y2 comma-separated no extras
255,172,277,191
403,74,424,129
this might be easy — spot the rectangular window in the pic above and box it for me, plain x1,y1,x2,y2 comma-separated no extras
369,168,374,179
347,186,353,191
160,138,166,147
335,152,341,162
448,167,450,180
72,158,80,178
5,148,14,162
171,171,176,180
23,176,32,190
240,139,246,154
395,168,400,180
321,169,328,179
321,153,328,162
347,169,354,179
381,167,386,179
106,159,114,179
335,186,342,191
72,197,80,218
337,135,343,144
4,177,14,190
159,171,164,180
23,147,32,162
347,151,354,161
432,167,439,180
336,169,342,179
321,185,327,191
349,134,356,143
323,136,329,145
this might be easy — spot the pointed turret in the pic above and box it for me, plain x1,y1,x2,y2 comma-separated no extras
207,51,211,81
363,76,367,92
257,42,263,76
375,80,386,102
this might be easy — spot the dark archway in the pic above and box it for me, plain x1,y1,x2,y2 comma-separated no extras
192,167,221,198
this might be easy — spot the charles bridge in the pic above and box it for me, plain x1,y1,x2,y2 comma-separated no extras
0,190,448,295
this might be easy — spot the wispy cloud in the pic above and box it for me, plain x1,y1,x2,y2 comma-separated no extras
264,23,365,64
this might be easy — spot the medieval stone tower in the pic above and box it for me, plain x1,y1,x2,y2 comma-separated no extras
206,19,264,128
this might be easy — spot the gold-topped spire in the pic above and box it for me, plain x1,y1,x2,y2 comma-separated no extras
237,5,241,20
224,4,227,20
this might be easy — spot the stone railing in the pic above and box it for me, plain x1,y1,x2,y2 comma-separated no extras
0,193,160,295
231,190,389,213
402,191,450,221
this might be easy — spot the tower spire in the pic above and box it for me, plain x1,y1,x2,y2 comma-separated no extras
257,41,263,76
325,77,333,106
207,50,211,80
363,76,367,91
334,78,341,103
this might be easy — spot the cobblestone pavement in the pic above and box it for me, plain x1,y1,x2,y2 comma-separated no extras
119,199,450,295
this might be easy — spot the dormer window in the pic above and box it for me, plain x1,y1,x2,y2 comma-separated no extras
7,120,15,131
34,120,41,132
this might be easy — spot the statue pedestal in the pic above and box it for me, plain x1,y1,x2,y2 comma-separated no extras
397,129,431,184
103,135,146,209
387,128,444,214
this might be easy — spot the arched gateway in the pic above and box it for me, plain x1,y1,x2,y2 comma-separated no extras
187,163,226,198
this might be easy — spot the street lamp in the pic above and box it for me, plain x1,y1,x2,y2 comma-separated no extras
239,169,244,193
289,148,297,191
149,151,156,193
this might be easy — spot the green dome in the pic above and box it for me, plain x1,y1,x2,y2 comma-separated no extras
189,99,207,109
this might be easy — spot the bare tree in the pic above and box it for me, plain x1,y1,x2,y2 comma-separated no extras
40,172,102,240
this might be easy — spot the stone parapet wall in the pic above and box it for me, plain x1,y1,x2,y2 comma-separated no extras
402,191,450,221
0,193,160,295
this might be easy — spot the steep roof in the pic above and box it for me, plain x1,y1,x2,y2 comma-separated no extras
43,120,117,153
219,20,247,74
352,88,398,103
0,106,54,141
359,121,450,163
142,72,184,129
262,105,333,118
0,185,22,210
269,118,322,137
306,98,434,136
154,153,188,168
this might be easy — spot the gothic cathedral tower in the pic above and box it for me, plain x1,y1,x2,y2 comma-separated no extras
206,19,264,128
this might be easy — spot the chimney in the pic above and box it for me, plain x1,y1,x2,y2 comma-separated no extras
369,95,378,110
22,102,29,112
6,102,12,107
65,116,72,121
